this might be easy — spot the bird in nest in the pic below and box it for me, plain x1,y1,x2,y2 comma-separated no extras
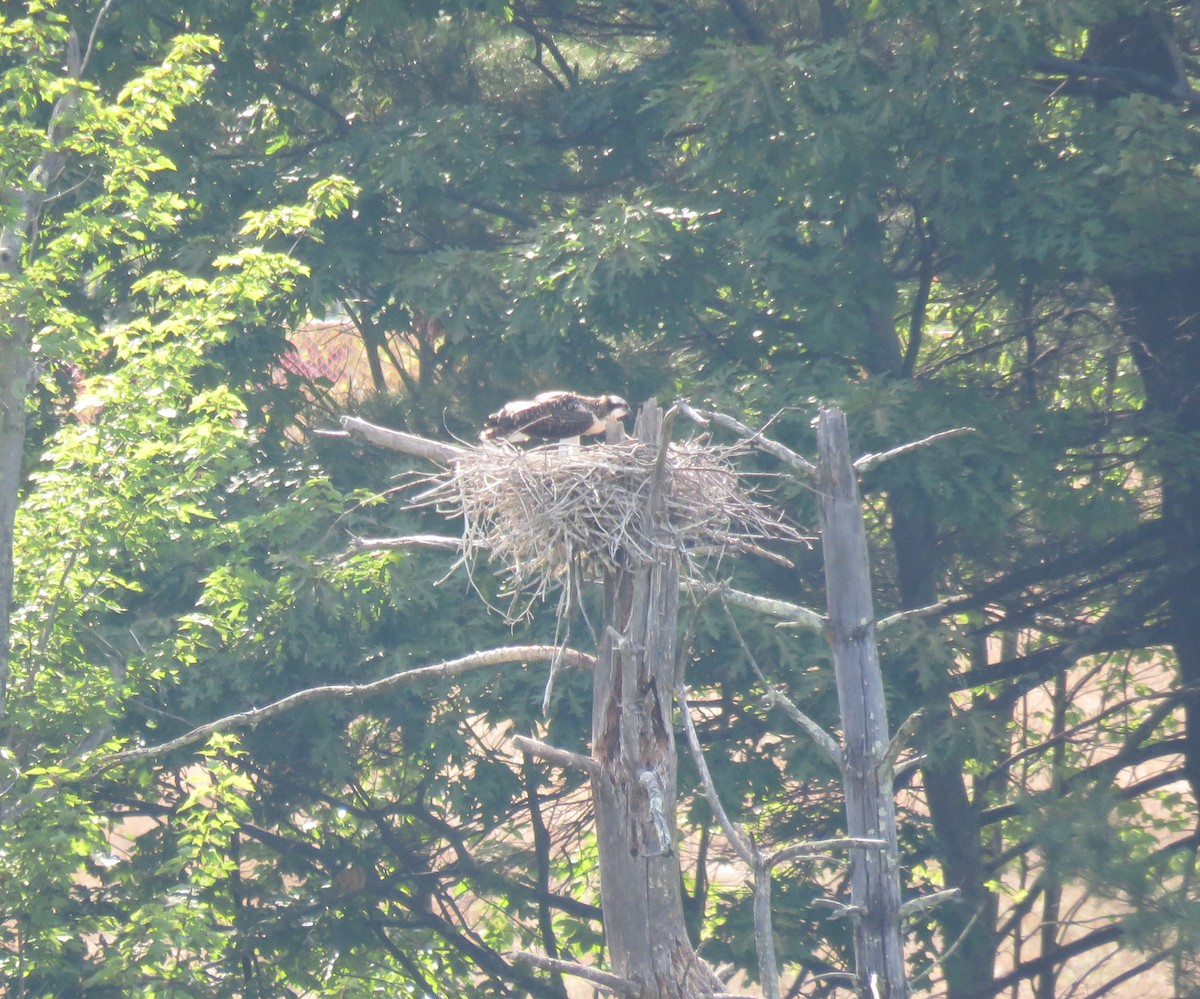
481,391,630,445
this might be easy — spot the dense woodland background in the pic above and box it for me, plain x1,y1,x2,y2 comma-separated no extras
4,1,1200,996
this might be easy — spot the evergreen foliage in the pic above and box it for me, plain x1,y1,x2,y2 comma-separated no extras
3,0,1200,995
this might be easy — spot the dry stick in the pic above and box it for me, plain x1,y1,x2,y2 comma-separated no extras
96,646,595,772
343,534,463,554
675,399,818,478
339,414,467,464
677,684,782,999
876,592,973,631
686,577,826,634
718,599,841,767
898,888,960,921
511,735,599,778
853,427,976,474
768,838,889,868
507,951,638,996
879,707,926,783
676,685,754,865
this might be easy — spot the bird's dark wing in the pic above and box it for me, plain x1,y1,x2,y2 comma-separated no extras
518,399,596,439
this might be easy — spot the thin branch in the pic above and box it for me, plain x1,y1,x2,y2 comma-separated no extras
715,599,840,765
95,646,594,772
685,578,825,634
878,707,924,781
512,735,599,778
675,400,817,478
677,684,755,865
339,415,467,464
508,952,636,995
898,888,960,920
767,837,889,868
1033,54,1195,103
1077,950,1173,999
343,534,462,556
876,592,972,630
853,427,976,473
679,676,781,999
764,684,841,766
991,922,1124,992
812,898,863,920
81,1,116,76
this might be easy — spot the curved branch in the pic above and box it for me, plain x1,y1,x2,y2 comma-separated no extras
675,400,817,478
96,646,595,772
339,415,468,463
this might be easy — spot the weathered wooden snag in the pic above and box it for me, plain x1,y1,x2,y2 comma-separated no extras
591,401,724,998
816,407,907,999
336,403,919,999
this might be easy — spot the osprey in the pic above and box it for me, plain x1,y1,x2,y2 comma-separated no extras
481,391,630,444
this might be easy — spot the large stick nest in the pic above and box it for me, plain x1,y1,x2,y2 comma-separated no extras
411,438,806,620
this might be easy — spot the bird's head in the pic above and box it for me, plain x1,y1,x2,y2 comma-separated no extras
599,395,630,419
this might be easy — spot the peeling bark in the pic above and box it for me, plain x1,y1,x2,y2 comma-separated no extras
591,401,723,999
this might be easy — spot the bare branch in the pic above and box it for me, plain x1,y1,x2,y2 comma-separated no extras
339,415,467,464
812,898,863,919
344,534,462,555
752,857,782,999
677,684,755,865
508,951,637,995
768,837,890,868
679,661,782,999
81,0,117,76
675,399,817,478
766,688,843,765
899,888,961,920
685,577,825,634
513,735,599,778
876,592,972,630
713,596,840,765
853,427,975,474
96,646,594,772
878,707,925,781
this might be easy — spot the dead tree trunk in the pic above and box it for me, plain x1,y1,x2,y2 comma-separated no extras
591,401,722,999
816,407,908,999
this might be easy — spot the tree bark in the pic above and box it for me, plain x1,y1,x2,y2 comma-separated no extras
0,33,81,719
591,401,723,998
0,321,33,718
850,211,996,999
815,407,908,999
1111,268,1200,799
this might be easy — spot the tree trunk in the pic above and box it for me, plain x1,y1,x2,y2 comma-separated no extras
851,212,996,998
891,491,996,999
0,33,80,720
0,320,32,718
1111,268,1200,799
815,407,908,999
591,401,722,999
